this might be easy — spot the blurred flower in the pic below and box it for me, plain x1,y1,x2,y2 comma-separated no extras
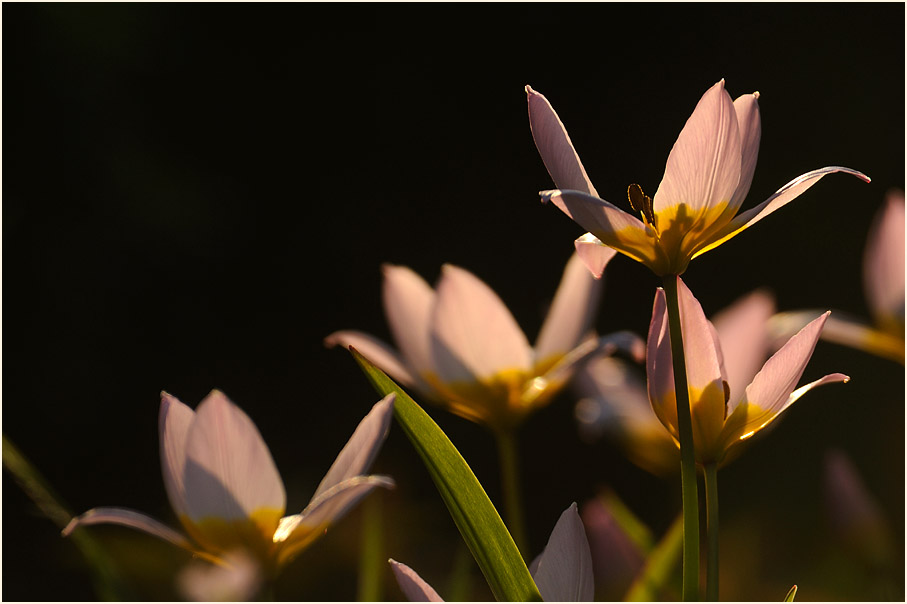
326,253,643,432
390,503,593,602
576,289,777,473
63,390,395,579
177,549,262,602
527,79,870,277
647,278,847,464
580,493,648,600
770,190,905,363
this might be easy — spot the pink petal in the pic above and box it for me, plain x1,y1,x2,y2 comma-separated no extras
531,503,594,602
383,264,437,375
730,92,762,208
430,264,532,383
324,330,420,388
573,233,618,279
160,392,196,520
526,85,598,196
534,251,605,363
389,559,445,602
694,166,871,259
653,80,742,216
183,391,285,527
62,507,193,551
863,190,905,323
646,288,678,438
711,289,775,406
312,394,395,499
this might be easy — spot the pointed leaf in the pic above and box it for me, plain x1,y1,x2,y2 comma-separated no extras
784,584,798,601
351,348,542,602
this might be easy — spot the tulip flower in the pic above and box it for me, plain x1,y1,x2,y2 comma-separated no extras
647,278,847,465
325,252,642,432
63,390,395,582
576,289,777,474
770,190,905,363
527,79,870,277
390,503,593,602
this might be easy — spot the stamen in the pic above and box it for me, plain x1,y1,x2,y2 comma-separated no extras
628,184,658,230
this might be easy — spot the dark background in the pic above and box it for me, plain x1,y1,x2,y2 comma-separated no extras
3,3,904,601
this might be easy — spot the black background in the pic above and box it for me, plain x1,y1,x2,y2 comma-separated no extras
3,3,904,601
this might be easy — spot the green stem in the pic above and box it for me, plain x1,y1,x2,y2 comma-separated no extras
704,463,719,601
661,275,701,601
356,492,384,602
494,428,528,558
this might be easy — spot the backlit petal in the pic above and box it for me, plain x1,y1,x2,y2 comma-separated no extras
864,190,905,324
646,288,678,439
526,85,598,196
324,330,421,390
62,507,194,552
573,233,618,278
531,503,594,602
694,166,871,259
313,394,395,499
729,92,761,208
160,392,195,519
534,251,605,363
430,264,532,383
711,289,775,405
654,79,741,215
183,391,285,535
383,264,437,375
389,560,445,602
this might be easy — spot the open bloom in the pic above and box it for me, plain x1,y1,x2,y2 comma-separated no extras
647,278,848,464
326,253,642,432
527,79,870,276
576,289,777,474
770,190,905,363
63,390,395,578
390,503,593,602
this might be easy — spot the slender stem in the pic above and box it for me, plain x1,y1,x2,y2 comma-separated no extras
661,275,701,601
494,428,529,557
356,492,384,602
704,463,719,601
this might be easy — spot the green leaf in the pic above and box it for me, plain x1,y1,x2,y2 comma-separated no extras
624,513,683,602
351,348,543,602
3,433,134,600
784,584,798,602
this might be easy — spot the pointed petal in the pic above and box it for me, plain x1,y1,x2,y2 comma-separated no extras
694,166,871,259
274,475,394,567
313,394,395,498
324,330,420,389
430,264,532,383
526,85,598,196
864,190,905,324
541,188,656,268
769,310,905,364
534,251,605,363
160,392,196,519
646,288,678,439
711,289,775,407
574,233,618,278
729,92,762,208
389,559,445,602
531,503,594,602
383,264,437,375
62,507,194,551
741,312,831,417
183,391,285,533
654,79,741,215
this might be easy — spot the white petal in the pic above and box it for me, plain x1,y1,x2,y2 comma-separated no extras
430,264,532,383
526,85,598,196
729,92,762,208
711,289,775,407
159,392,195,519
62,507,193,551
653,79,741,214
183,391,285,523
389,559,445,602
864,190,905,323
324,330,421,389
534,251,605,363
178,550,263,602
573,233,617,279
383,264,437,375
531,503,594,602
313,394,395,499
